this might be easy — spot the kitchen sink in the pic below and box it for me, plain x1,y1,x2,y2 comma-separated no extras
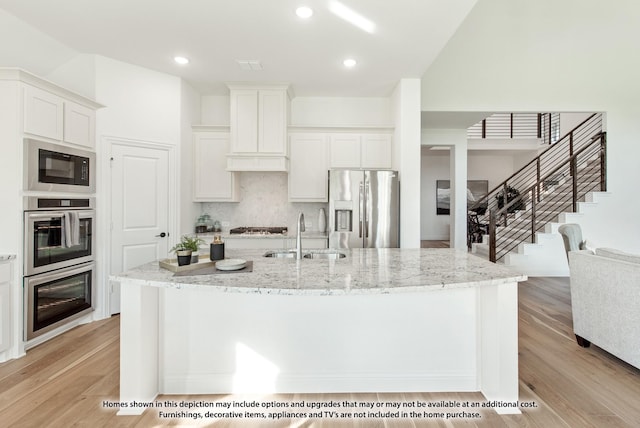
263,250,298,258
263,250,347,260
303,250,346,260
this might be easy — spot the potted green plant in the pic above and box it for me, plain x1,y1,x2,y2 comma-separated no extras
171,235,205,265
182,235,205,263
171,242,192,266
495,185,525,214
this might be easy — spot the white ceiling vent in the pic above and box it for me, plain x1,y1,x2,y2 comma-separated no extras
236,60,263,71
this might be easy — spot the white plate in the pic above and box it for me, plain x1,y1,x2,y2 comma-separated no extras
216,258,247,271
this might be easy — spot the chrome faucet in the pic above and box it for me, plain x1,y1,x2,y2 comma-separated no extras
295,212,305,259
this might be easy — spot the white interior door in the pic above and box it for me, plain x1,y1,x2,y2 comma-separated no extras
110,143,170,314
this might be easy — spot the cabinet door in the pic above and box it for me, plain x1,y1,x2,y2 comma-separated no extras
23,85,64,140
224,238,286,249
0,262,11,353
258,90,287,154
230,90,258,153
329,134,361,168
64,101,96,148
193,132,239,201
361,134,392,169
289,134,329,202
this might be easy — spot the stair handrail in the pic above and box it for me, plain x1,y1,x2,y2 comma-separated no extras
468,113,599,214
494,132,606,217
487,131,607,262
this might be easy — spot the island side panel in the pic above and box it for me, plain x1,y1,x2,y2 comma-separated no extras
159,286,480,394
118,281,160,416
478,281,520,415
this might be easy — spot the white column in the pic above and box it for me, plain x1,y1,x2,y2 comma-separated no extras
421,129,467,248
392,79,421,248
450,139,468,249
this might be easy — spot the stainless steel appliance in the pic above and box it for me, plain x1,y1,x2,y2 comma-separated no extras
24,197,95,276
25,138,96,193
229,226,288,235
329,170,399,248
24,261,95,340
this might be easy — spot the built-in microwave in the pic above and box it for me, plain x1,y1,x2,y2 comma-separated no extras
25,139,96,193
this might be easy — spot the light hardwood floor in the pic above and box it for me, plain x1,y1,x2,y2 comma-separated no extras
1,277,639,427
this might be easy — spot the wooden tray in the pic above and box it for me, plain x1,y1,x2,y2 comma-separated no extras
159,257,216,273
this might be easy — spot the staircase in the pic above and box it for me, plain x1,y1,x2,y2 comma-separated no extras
469,113,606,276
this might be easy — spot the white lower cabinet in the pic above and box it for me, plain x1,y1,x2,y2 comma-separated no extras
288,133,329,202
224,238,288,250
193,130,239,202
0,261,12,354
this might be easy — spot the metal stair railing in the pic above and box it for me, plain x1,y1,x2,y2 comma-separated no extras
467,113,605,261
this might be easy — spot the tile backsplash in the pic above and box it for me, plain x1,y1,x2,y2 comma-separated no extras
200,172,328,232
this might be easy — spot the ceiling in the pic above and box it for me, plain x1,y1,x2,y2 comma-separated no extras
0,0,477,96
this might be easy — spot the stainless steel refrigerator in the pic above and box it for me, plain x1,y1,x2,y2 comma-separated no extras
329,170,400,248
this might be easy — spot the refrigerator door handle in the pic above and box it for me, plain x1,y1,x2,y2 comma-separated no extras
364,181,369,238
359,181,364,238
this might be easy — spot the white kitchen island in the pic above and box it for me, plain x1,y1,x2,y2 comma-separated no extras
111,248,526,416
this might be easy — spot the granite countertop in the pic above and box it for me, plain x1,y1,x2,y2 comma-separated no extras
0,254,16,261
111,248,527,296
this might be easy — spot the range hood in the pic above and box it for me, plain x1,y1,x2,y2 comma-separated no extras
226,153,289,172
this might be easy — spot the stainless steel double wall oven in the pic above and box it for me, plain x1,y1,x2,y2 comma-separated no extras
23,139,97,341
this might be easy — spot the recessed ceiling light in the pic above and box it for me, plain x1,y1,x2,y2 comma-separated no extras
343,58,357,68
296,6,313,19
174,56,189,65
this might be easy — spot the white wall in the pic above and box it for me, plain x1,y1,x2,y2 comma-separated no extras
94,56,181,144
291,97,392,126
559,112,594,137
201,95,230,124
421,0,640,253
0,9,77,77
200,95,393,126
421,150,520,240
180,81,202,235
46,54,96,100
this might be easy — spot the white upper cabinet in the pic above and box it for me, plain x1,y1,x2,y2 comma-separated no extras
227,84,290,171
193,129,239,202
258,89,287,154
329,134,360,168
63,101,96,148
229,89,259,153
23,84,97,148
23,85,64,141
361,134,393,169
289,133,329,202
329,133,392,169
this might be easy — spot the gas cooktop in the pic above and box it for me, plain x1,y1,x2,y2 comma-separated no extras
229,226,288,235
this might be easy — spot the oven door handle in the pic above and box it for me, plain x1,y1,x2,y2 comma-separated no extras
27,210,94,220
27,212,67,219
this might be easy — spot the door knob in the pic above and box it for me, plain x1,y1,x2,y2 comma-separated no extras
155,232,167,238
